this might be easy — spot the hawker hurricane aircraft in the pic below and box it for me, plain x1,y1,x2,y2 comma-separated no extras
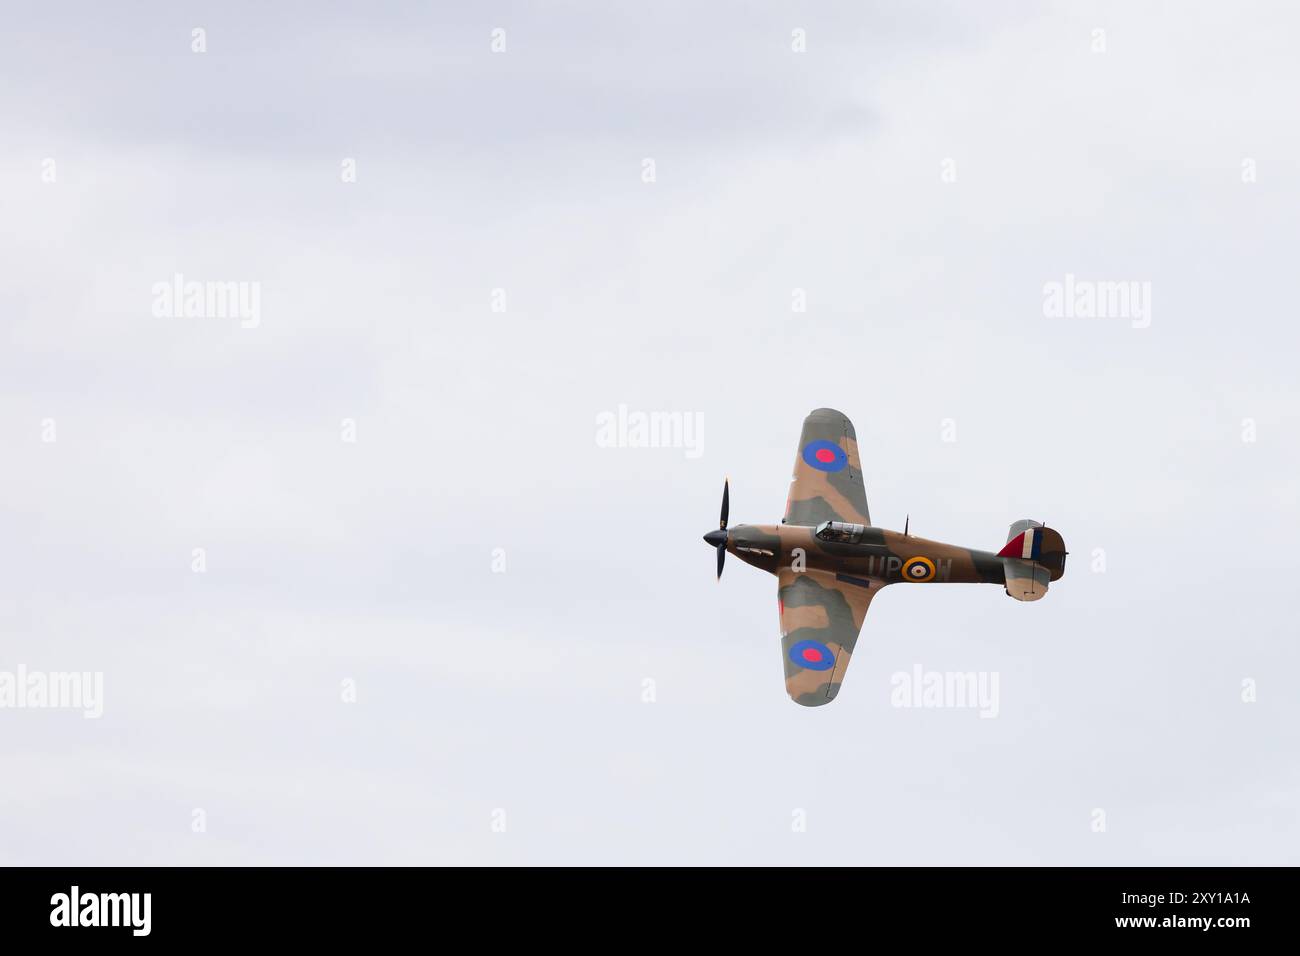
703,408,1067,707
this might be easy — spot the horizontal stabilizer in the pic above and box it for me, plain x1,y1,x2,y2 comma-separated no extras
1004,558,1050,601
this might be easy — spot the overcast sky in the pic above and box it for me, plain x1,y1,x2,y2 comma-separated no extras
2,1,1297,864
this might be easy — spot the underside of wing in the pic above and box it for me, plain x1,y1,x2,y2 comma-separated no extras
783,408,871,527
778,568,878,706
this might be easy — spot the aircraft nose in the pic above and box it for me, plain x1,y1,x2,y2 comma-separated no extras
703,529,728,548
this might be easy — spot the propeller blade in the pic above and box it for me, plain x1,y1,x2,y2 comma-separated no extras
719,479,729,530
716,543,726,579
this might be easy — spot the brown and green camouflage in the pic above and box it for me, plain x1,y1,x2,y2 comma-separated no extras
706,408,1067,707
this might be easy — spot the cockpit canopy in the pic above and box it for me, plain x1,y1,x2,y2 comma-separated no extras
815,520,865,544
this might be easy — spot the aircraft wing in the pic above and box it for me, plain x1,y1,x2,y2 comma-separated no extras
783,407,871,527
779,568,878,706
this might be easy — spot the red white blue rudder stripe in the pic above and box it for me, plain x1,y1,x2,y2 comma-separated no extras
997,527,1042,560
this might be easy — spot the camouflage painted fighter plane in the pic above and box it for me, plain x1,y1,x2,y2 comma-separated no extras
704,408,1067,707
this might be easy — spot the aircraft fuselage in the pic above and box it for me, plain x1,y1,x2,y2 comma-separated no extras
726,523,1007,586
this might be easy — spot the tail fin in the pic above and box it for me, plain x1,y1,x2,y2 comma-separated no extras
998,520,1067,601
